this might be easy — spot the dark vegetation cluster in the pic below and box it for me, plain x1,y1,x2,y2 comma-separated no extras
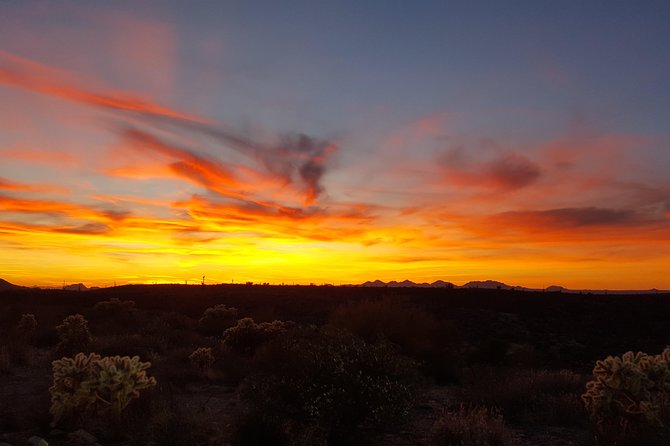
1,284,670,445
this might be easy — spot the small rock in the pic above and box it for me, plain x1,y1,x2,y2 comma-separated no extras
67,429,97,445
28,437,48,446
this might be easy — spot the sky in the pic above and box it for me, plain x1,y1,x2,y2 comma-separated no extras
1,1,669,289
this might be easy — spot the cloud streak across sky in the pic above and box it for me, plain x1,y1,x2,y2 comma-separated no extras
1,1,669,289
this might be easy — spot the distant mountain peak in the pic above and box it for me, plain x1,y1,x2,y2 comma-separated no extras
462,280,514,290
63,283,89,291
361,280,387,287
361,279,455,288
0,278,23,290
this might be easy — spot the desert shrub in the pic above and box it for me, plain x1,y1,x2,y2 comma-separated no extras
504,343,543,368
93,298,136,322
17,313,38,340
212,345,256,386
230,412,289,446
32,326,59,348
238,327,420,445
189,347,214,373
136,398,213,446
329,297,461,383
461,367,586,426
56,314,92,356
198,304,239,335
50,352,157,426
91,333,168,358
149,346,201,387
150,311,196,331
222,318,294,356
94,297,135,314
329,297,439,355
468,338,510,365
430,406,515,446
582,348,670,442
0,346,10,374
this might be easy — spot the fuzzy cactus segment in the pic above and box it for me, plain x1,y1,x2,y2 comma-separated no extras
94,355,157,414
582,347,670,433
50,352,157,426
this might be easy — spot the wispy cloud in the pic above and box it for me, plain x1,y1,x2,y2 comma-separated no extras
0,50,194,120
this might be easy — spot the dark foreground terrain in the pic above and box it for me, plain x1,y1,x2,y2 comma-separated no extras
1,284,669,445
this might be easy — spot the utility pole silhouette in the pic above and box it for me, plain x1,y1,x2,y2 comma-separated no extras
201,275,205,286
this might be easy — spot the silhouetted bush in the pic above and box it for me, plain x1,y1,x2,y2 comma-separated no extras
238,327,420,445
468,338,510,365
91,333,168,358
94,298,136,317
0,346,10,374
460,367,586,426
213,346,256,386
198,304,239,335
137,399,212,446
230,412,289,446
329,297,462,383
329,297,439,355
430,406,514,446
222,318,294,356
17,313,38,341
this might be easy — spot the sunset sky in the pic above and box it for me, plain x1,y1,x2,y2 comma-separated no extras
1,1,669,289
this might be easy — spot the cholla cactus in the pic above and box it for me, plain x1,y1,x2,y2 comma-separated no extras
198,304,239,334
189,347,215,373
50,352,102,424
582,347,670,434
17,313,38,338
94,355,157,415
222,318,294,355
56,314,92,355
50,352,156,426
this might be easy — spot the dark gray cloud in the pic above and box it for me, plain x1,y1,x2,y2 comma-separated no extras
121,117,338,204
487,153,541,189
61,222,111,235
439,147,541,190
499,207,639,228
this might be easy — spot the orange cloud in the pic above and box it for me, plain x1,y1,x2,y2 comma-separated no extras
174,194,376,243
0,194,128,224
0,177,68,194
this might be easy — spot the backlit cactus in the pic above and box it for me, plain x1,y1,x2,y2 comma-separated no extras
198,304,239,334
17,313,38,338
189,347,215,373
582,347,670,434
56,314,92,355
50,352,157,426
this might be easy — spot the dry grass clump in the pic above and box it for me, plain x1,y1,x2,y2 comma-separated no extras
430,405,515,446
460,367,587,427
